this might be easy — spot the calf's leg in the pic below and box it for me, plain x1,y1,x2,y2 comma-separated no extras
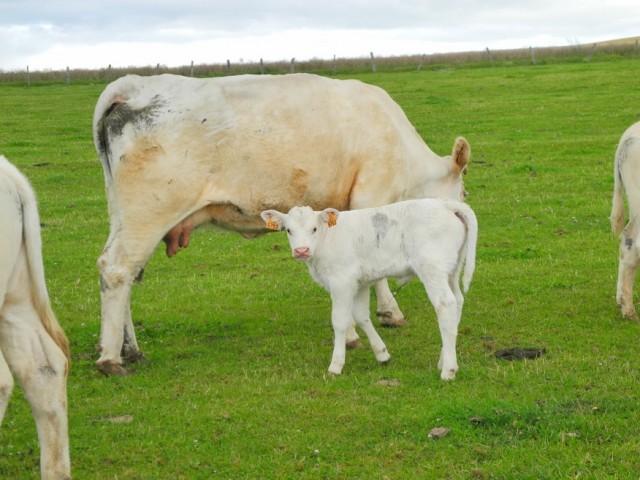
418,269,460,380
352,287,390,365
328,289,357,375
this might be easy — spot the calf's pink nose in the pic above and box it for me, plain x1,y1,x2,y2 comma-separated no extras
294,247,310,257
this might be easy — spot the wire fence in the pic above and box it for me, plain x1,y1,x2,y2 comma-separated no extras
1,40,638,86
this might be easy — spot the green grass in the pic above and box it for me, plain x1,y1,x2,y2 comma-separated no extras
1,58,640,479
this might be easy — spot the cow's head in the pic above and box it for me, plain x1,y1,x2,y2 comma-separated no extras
261,206,339,262
422,136,471,201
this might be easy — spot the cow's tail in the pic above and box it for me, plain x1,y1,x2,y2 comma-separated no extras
448,201,477,293
0,158,71,369
92,75,139,186
610,139,627,236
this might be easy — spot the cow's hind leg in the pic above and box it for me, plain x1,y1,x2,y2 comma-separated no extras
0,350,13,425
617,221,640,320
0,303,70,479
97,232,158,375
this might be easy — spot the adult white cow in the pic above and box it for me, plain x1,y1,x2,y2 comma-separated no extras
0,156,71,479
93,73,471,376
261,199,477,380
611,121,640,319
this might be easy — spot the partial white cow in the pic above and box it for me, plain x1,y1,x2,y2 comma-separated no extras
261,198,477,380
93,73,471,375
0,156,71,479
611,121,640,319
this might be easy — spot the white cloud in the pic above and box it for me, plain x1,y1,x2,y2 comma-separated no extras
1,0,638,71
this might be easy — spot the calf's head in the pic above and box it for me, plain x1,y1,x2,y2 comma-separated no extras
261,206,339,261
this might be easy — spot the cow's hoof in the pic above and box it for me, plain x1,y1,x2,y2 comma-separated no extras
122,349,148,365
622,310,639,321
97,362,129,377
378,312,407,328
346,339,363,349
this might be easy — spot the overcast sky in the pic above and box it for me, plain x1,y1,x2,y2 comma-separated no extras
1,0,638,71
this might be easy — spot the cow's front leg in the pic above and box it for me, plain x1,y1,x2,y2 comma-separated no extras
375,279,407,327
345,323,362,349
617,224,640,320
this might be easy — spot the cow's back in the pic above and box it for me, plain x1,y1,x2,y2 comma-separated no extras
93,74,444,236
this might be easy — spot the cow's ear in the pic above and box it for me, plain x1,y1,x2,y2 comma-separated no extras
321,208,340,228
452,136,470,174
261,210,285,231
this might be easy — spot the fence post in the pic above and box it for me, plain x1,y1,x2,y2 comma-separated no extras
27,65,30,87
290,57,295,74
332,54,337,75
260,58,264,74
529,46,536,65
486,47,494,66
370,52,376,72
190,60,194,77
226,59,231,74
66,66,70,85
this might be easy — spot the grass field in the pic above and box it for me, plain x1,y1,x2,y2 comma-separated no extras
1,57,640,478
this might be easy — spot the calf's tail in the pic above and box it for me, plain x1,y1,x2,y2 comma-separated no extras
449,202,477,293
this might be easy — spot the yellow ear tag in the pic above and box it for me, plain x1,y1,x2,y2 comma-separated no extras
266,219,280,231
327,211,337,228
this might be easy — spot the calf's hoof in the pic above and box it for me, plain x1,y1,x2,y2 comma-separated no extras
378,312,407,328
346,339,363,349
328,364,343,375
98,362,130,377
440,368,457,381
378,354,391,365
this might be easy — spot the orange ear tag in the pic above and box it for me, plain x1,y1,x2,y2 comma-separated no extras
266,219,280,231
327,211,337,228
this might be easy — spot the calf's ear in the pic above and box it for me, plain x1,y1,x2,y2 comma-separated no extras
261,210,285,231
321,208,340,227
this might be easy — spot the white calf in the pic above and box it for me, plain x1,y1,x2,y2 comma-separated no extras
0,156,71,480
262,198,477,380
611,121,640,320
